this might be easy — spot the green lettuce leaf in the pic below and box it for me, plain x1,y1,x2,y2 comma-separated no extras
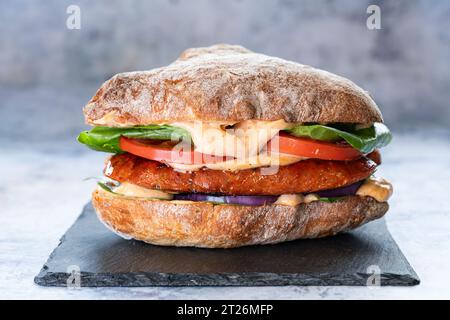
77,125,190,153
318,197,342,203
286,123,392,154
97,181,119,194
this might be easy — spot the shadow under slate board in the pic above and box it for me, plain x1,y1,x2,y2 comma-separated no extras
35,202,419,287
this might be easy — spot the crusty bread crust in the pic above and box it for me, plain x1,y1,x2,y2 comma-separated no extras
84,44,383,126
92,190,388,248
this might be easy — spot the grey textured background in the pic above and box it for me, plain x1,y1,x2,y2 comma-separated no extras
0,0,449,147
2,1,450,299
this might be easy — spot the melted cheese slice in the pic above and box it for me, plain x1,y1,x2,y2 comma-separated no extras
172,119,293,157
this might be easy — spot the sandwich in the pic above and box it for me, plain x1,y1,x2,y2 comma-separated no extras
78,44,393,248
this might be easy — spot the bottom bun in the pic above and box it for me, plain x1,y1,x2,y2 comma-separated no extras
92,190,388,248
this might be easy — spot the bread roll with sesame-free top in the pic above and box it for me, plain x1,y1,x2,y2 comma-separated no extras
84,44,382,126
78,44,393,248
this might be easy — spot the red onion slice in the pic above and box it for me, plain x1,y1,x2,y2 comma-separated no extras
174,193,278,206
173,180,365,206
314,180,364,198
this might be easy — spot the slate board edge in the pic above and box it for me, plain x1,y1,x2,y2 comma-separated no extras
34,270,419,287
34,202,421,287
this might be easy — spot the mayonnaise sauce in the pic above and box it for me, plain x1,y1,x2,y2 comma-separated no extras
172,119,293,157
100,177,393,206
356,176,393,202
275,194,304,206
166,119,299,171
165,151,304,172
112,182,174,200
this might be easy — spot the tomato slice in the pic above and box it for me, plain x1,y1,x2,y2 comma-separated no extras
119,137,232,164
120,132,362,164
268,132,362,161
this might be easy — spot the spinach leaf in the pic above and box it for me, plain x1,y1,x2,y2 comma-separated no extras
77,125,190,153
97,181,119,194
318,197,342,203
286,122,392,154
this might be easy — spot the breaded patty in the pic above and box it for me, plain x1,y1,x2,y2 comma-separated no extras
105,151,380,195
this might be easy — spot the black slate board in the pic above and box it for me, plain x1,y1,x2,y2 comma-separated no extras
35,203,419,287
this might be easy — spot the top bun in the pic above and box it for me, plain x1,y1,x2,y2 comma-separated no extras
84,44,383,126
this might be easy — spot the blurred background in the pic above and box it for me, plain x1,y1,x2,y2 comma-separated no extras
1,0,450,148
